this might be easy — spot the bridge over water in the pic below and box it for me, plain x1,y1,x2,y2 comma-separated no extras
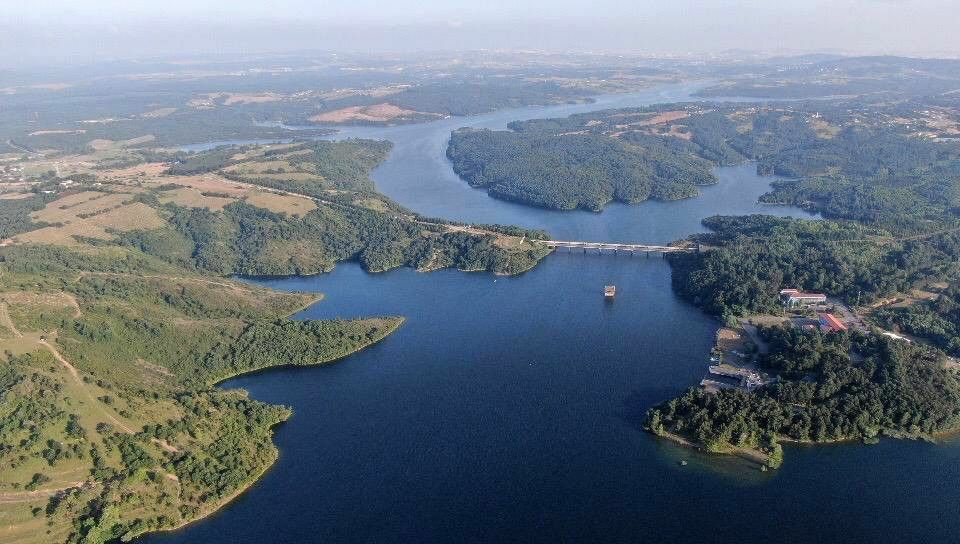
531,239,696,255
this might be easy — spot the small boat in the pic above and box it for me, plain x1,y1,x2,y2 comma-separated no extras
604,285,616,298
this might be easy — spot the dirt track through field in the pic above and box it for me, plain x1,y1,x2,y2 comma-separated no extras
39,339,135,434
0,481,90,504
0,303,23,338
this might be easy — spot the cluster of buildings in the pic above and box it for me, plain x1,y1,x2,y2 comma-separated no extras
702,364,770,392
0,163,24,183
779,288,849,334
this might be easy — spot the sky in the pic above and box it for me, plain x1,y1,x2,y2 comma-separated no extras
2,0,958,66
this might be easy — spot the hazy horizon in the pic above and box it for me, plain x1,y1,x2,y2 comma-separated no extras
3,0,959,69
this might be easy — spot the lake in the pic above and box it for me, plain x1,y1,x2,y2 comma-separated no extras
148,83,960,544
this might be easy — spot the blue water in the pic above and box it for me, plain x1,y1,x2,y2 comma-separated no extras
147,83,960,544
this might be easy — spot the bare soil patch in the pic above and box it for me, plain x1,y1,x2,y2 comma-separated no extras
309,103,435,123
222,93,284,106
100,162,170,178
159,187,236,211
0,192,33,200
142,107,177,118
19,195,165,246
637,110,690,126
28,129,86,136
716,327,745,352
143,173,248,196
244,191,317,216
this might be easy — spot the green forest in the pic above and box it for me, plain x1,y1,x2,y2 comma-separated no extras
446,95,960,219
447,125,715,211
109,139,552,277
639,93,960,465
667,215,960,321
646,328,960,468
874,286,960,356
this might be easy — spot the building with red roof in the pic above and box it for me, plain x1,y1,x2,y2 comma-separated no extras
818,313,847,333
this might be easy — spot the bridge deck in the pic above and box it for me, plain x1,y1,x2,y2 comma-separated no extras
532,240,693,253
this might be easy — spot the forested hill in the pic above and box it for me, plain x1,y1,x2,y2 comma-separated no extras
446,103,767,212
646,92,960,466
696,55,960,99
0,138,551,277
664,94,960,322
0,132,554,541
668,215,960,321
647,328,960,469
447,127,714,211
448,94,960,214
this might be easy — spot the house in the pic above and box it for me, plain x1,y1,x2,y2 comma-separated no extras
818,313,847,333
780,288,827,307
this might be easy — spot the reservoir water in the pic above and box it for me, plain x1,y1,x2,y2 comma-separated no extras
149,84,960,543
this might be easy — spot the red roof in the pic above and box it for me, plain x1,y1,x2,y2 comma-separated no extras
819,313,846,332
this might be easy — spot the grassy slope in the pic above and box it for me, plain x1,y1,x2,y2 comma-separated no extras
0,245,402,543
0,136,550,542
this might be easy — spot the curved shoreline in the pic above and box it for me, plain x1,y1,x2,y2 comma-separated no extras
137,83,823,543
208,315,406,387
133,313,406,542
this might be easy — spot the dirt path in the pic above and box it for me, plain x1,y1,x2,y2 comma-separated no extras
77,270,245,291
39,339,135,434
0,302,23,338
0,481,88,504
152,438,179,453
61,293,82,318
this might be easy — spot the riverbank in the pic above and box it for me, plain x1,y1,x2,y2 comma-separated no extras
208,316,405,386
134,315,406,542
124,417,287,542
652,429,772,469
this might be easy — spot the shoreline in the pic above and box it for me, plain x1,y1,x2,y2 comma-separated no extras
132,314,406,542
209,316,405,387
128,424,286,541
653,430,771,469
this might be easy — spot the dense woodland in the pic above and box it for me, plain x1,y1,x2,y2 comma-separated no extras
0,193,55,239
163,140,550,275
647,328,960,467
447,126,714,211
120,199,546,277
667,215,960,322
447,94,960,221
875,286,960,356
696,56,960,99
